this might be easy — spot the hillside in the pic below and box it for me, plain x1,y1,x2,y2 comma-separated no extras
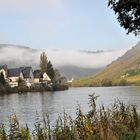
72,42,140,86
58,66,103,79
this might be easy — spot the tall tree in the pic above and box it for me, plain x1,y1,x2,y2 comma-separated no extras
40,52,48,72
0,72,6,85
108,0,140,36
47,61,55,81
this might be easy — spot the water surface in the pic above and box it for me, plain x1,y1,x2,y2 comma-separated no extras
0,86,140,129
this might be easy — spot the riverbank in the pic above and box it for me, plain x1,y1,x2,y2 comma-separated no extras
72,78,140,87
0,94,140,140
0,83,69,94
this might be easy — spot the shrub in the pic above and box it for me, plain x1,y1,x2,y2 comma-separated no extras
101,79,112,87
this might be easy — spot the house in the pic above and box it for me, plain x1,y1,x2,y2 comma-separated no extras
0,64,52,87
8,68,24,87
67,77,74,84
42,72,51,83
33,70,51,84
33,70,42,84
20,67,34,86
0,65,8,79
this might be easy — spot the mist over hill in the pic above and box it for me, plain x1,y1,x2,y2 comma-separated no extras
72,42,140,86
58,66,103,79
93,42,140,81
0,44,40,68
0,44,127,79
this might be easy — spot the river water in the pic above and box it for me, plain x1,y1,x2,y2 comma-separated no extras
0,86,140,129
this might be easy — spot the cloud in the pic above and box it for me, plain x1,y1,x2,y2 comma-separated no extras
0,45,128,69
46,48,128,68
0,45,41,68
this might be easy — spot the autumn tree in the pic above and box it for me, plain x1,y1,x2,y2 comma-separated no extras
40,52,48,73
108,0,140,36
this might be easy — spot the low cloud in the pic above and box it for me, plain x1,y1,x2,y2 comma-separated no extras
0,45,128,69
47,48,128,68
0,45,41,68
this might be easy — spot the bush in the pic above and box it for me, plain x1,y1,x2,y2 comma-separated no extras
101,79,112,87
52,83,69,91
119,79,128,86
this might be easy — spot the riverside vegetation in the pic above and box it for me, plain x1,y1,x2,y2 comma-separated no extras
0,83,69,94
0,94,140,140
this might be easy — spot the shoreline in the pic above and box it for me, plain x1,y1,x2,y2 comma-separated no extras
0,83,69,94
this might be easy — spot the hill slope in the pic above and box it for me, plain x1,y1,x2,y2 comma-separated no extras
58,66,103,79
73,42,140,86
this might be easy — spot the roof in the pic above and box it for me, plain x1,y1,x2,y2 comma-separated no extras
43,73,51,81
20,67,32,78
0,65,7,71
33,70,42,78
8,68,21,77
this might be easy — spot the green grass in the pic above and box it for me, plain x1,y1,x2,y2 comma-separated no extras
0,94,140,140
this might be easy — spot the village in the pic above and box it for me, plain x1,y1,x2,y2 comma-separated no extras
0,64,69,93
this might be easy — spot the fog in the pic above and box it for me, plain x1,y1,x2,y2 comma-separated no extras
0,45,128,69
47,48,128,68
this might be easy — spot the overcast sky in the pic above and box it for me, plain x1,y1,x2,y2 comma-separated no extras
0,0,139,51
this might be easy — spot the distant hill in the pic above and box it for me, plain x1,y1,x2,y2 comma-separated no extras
58,65,103,79
72,42,140,86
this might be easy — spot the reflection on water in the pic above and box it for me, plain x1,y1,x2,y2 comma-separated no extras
0,86,140,129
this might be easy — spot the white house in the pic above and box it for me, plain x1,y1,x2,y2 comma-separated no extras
42,72,51,82
20,67,34,86
33,70,41,84
8,68,24,87
0,69,6,79
33,71,51,84
0,65,8,80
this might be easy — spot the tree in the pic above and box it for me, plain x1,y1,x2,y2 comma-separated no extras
47,61,55,81
53,69,61,82
0,72,6,85
40,52,48,72
108,0,140,36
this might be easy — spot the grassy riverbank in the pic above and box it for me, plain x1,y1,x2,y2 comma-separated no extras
0,94,140,140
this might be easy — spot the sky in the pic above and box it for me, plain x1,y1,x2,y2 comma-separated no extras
0,0,139,51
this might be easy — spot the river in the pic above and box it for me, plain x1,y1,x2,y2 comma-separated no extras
0,86,140,129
